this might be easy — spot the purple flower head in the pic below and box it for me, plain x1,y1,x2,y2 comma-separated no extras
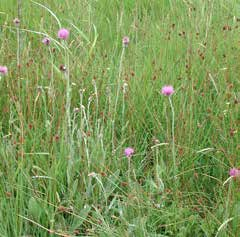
122,36,130,47
13,18,20,25
58,28,70,40
229,168,240,177
0,66,8,75
161,85,174,96
124,147,134,158
42,37,51,46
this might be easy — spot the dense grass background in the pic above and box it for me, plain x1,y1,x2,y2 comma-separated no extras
0,0,239,236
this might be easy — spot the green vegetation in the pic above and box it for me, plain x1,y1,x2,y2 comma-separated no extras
0,0,239,236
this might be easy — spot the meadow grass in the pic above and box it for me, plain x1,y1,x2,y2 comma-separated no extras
0,0,239,236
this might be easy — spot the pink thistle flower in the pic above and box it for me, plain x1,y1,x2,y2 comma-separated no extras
124,147,134,158
42,37,51,45
58,28,70,40
229,168,240,177
0,66,8,75
122,36,130,47
161,85,174,96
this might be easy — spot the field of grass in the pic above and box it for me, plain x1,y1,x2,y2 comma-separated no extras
0,0,239,236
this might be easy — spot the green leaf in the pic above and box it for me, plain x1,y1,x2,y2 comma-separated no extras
28,197,42,220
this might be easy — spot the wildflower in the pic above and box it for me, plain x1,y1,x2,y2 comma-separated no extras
161,85,174,96
0,66,8,75
13,18,20,25
229,168,240,177
122,36,130,47
42,37,51,46
58,28,70,40
124,147,134,158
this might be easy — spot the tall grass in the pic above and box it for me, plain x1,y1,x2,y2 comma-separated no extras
0,0,239,236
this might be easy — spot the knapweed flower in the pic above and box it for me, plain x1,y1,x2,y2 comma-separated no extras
124,147,134,158
58,28,69,40
122,36,130,47
13,18,20,25
229,168,240,177
42,37,51,45
0,66,8,75
161,85,174,96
